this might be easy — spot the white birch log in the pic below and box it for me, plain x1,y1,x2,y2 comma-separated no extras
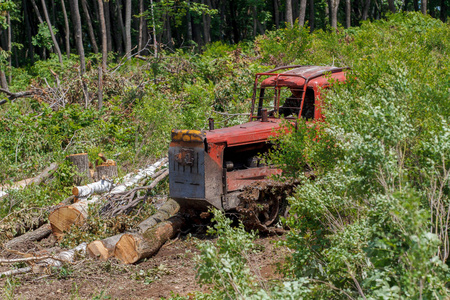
110,157,168,194
72,179,114,198
0,266,32,276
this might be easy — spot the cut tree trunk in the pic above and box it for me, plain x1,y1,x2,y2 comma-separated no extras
66,153,91,185
87,198,180,260
4,224,52,250
48,197,100,237
114,215,185,264
72,179,114,198
96,161,118,181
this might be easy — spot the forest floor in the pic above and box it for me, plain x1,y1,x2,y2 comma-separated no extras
0,232,288,299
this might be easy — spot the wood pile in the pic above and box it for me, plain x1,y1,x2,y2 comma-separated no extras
1,154,186,278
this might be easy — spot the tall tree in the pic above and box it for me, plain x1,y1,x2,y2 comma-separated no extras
388,0,396,13
69,0,89,107
362,0,370,20
346,0,351,27
104,1,113,52
421,0,427,14
61,0,70,58
286,0,293,27
41,0,63,65
330,0,341,29
98,0,107,71
138,0,145,51
299,0,308,27
273,0,280,28
81,0,99,54
309,0,315,31
125,0,131,57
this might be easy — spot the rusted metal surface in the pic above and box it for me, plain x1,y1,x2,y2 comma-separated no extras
226,167,282,192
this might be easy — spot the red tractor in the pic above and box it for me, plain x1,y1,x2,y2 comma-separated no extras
169,65,347,233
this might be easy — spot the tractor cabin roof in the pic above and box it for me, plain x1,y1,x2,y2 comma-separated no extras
259,65,347,89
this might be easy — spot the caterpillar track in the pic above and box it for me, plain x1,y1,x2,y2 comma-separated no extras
236,180,296,235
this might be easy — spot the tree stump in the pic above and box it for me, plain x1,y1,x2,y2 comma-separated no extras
66,153,91,185
96,160,118,181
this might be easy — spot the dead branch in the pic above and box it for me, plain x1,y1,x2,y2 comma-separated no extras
0,267,32,276
0,88,36,103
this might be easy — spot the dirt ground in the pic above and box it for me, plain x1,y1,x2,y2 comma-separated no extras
0,233,289,299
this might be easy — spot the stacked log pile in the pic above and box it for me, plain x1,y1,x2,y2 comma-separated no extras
1,155,184,277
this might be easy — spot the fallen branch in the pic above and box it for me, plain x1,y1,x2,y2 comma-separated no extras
4,224,52,250
0,162,58,198
101,169,169,217
0,255,51,265
0,267,32,277
114,215,185,264
87,198,180,260
0,88,36,102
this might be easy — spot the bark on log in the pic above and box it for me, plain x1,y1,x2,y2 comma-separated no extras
86,233,124,260
48,197,99,238
114,215,185,264
87,198,180,260
96,162,118,180
0,162,58,198
111,157,168,194
66,153,91,185
72,179,114,198
4,224,52,250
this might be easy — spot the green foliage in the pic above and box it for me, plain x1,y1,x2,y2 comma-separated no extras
255,22,311,65
32,23,57,50
269,12,450,298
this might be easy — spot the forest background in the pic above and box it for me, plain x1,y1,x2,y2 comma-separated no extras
0,0,449,299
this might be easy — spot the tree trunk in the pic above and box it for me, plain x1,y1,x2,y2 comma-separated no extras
95,162,118,181
441,0,447,22
7,12,11,84
98,0,107,71
0,163,58,198
69,0,86,74
202,0,211,44
66,153,91,185
48,196,100,238
138,0,145,51
273,0,280,28
330,0,340,29
124,0,132,57
116,0,127,52
41,0,63,66
299,0,308,27
98,66,103,110
388,0,396,12
81,0,99,54
72,179,114,198
23,0,35,64
187,0,193,41
104,1,113,52
61,0,70,58
362,0,370,20
286,0,293,27
114,215,185,264
5,224,52,250
309,0,315,31
87,198,180,260
421,0,427,14
346,0,351,27
30,0,44,24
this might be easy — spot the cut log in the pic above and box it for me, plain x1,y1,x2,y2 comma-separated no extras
0,162,58,199
66,153,91,185
72,179,114,198
0,266,32,276
86,233,124,260
4,224,52,250
48,197,99,238
87,198,180,260
114,215,185,264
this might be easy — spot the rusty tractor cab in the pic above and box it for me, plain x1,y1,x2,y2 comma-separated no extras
169,66,347,227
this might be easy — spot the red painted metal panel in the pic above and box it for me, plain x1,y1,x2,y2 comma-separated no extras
226,167,282,191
